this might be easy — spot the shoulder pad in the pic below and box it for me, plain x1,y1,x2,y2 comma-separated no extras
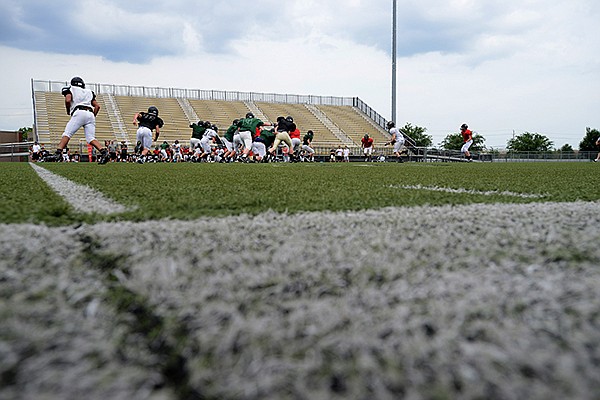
61,86,72,96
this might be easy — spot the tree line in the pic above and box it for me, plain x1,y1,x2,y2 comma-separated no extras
399,124,600,152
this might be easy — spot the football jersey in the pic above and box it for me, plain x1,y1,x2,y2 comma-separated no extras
461,129,473,142
62,86,95,115
137,112,164,131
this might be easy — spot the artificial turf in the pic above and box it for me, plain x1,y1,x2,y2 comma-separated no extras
3,161,600,225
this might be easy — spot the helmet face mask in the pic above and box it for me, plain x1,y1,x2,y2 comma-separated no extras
70,76,85,88
148,106,159,116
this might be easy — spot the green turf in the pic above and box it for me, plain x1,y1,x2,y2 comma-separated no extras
0,163,80,225
3,161,600,225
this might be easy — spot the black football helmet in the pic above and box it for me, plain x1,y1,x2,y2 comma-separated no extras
232,119,239,125
386,121,395,129
70,76,85,88
245,112,254,119
148,106,159,116
461,123,468,130
286,116,294,123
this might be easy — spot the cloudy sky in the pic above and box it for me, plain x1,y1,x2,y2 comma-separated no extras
1,0,599,148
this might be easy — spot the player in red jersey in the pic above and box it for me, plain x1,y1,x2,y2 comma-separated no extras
460,123,473,162
361,133,374,162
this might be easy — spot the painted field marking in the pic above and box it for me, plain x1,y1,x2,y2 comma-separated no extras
30,163,135,215
391,184,547,199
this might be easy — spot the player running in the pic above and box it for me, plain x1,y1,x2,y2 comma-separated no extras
133,106,164,164
386,121,405,163
460,123,474,162
56,77,109,164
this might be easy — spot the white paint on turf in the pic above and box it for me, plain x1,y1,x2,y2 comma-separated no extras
393,184,547,199
29,162,134,215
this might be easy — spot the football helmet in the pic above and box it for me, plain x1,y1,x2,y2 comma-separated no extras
246,112,254,119
148,106,159,116
386,121,395,129
70,76,85,88
461,123,468,130
286,116,294,123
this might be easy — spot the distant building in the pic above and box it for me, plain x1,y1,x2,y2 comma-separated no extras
0,130,28,162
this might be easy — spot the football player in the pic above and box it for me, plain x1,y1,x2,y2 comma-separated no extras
57,77,109,164
133,106,164,164
387,121,405,163
460,123,473,162
301,130,315,162
189,120,205,151
361,133,374,162
269,116,295,159
238,112,270,161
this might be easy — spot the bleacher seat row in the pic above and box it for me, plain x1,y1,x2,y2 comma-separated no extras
33,90,392,152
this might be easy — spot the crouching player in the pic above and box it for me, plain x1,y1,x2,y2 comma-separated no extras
251,127,276,162
301,130,315,162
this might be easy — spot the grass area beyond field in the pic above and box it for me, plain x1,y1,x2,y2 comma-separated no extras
3,161,600,225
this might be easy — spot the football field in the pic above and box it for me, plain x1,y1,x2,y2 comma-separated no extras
1,161,600,399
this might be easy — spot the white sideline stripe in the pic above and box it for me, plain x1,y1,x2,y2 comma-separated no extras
391,184,547,199
29,163,133,215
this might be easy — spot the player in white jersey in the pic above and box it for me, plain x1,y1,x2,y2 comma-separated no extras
386,121,405,163
200,121,220,161
57,77,109,164
172,140,183,163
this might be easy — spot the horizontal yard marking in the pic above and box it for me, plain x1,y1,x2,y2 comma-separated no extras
29,163,134,215
392,184,547,199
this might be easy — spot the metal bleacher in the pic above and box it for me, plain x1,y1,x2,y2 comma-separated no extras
32,80,401,155
114,96,191,144
187,99,253,131
253,102,343,147
316,105,391,147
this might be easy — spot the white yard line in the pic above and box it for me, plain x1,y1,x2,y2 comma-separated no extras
29,163,134,215
392,184,547,199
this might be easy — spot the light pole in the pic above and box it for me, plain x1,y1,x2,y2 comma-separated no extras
391,0,397,124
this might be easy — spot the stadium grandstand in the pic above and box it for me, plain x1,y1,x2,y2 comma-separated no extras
31,79,410,157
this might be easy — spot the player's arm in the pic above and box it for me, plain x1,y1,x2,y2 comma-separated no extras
91,98,100,117
132,113,140,126
64,93,72,115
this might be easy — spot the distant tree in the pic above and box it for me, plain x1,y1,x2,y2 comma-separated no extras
559,144,573,152
440,132,486,151
18,127,32,141
579,127,600,151
399,123,432,147
507,132,553,152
